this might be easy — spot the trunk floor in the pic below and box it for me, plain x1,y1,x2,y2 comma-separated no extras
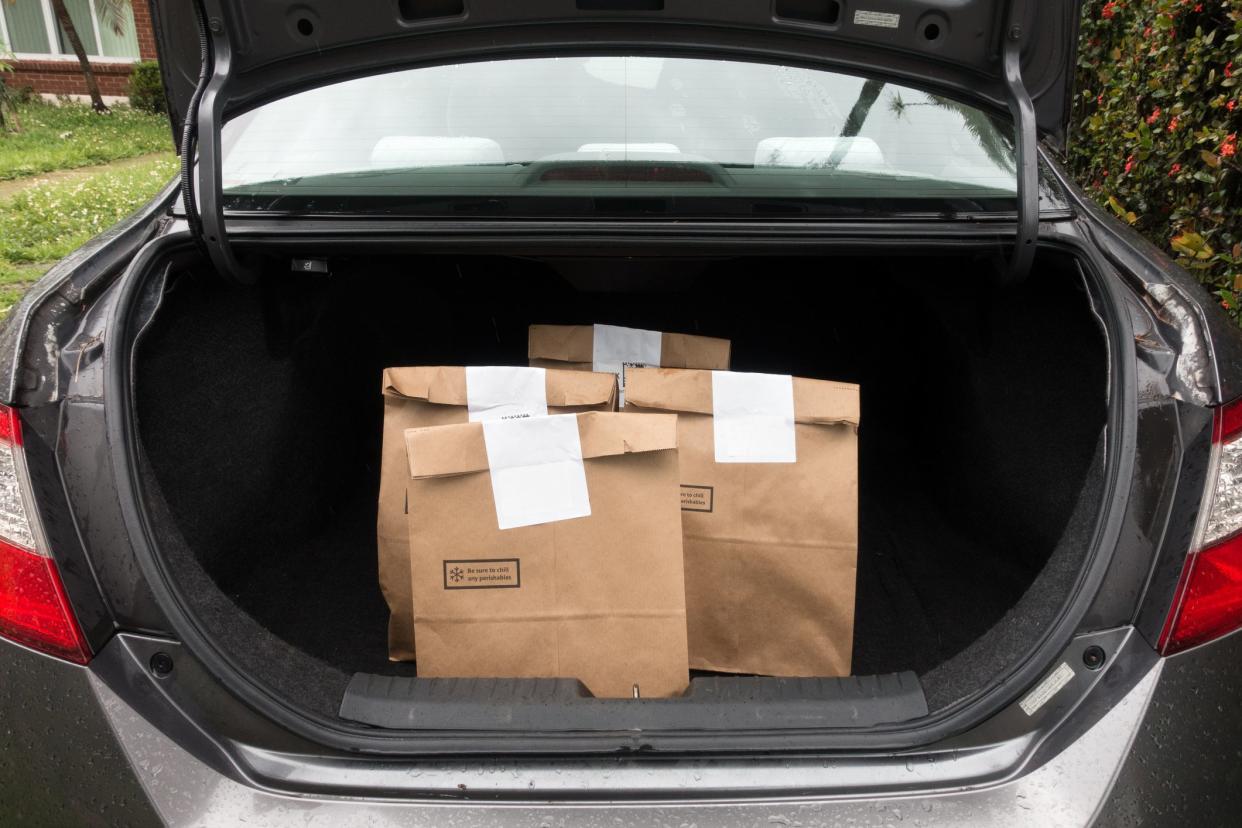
204,475,1031,681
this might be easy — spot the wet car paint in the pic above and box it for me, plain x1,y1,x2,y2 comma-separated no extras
89,638,1161,826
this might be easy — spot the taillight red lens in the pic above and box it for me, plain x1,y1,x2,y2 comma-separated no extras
0,404,89,664
1160,397,1242,654
0,538,89,663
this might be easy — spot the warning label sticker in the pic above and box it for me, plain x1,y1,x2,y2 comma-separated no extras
853,10,901,29
1019,661,1075,716
443,558,521,590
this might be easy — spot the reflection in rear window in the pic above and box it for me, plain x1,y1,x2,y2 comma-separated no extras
221,56,1020,217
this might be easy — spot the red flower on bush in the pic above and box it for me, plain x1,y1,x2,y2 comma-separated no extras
1124,154,1135,173
1230,100,1237,112
1102,0,1118,19
1228,62,1235,79
1169,163,1182,176
1222,133,1238,158
1147,107,1162,124
1168,116,1180,133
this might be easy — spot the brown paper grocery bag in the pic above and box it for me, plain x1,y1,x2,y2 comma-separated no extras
403,411,689,698
625,367,860,677
378,366,616,660
528,324,731,403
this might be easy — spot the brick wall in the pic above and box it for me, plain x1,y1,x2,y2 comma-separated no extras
6,0,159,98
7,59,137,97
131,0,159,60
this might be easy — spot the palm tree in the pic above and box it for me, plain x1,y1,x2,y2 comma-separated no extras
888,91,1017,173
48,0,106,111
0,34,19,131
6,0,131,113
818,78,885,169
54,0,131,113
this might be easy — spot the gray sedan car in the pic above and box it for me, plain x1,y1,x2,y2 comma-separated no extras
2,0,1241,824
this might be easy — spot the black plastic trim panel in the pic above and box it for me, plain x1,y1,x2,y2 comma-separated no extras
340,673,928,731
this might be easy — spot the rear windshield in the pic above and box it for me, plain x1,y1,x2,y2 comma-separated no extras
221,56,1023,218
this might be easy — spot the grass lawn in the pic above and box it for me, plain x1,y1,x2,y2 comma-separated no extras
0,154,179,315
0,100,174,181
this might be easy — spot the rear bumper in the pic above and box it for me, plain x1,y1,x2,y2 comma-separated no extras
0,638,159,826
11,628,1240,826
1096,627,1242,826
89,648,1158,826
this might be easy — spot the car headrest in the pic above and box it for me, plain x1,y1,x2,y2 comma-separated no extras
575,143,682,160
370,136,504,168
754,137,886,171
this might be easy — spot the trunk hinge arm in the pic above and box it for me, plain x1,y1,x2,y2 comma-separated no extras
180,0,256,285
1000,0,1038,286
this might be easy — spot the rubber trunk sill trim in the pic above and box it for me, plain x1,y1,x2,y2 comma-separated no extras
338,673,929,730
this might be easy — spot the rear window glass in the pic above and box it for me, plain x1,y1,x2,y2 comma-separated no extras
220,56,1021,218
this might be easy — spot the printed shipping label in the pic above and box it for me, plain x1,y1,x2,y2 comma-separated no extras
854,10,901,28
592,324,662,406
680,485,715,512
443,558,521,589
481,414,591,530
711,371,797,464
466,366,548,422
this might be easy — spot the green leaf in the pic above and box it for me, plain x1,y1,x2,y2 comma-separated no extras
1203,149,1223,168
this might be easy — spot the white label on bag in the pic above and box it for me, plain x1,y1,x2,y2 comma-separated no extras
592,324,662,406
481,414,591,530
466,366,548,422
711,371,797,463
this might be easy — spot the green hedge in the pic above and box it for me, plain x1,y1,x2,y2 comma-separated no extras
1070,1,1242,319
127,60,166,116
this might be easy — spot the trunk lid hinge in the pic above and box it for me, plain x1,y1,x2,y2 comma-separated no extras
180,0,256,285
1001,0,1038,286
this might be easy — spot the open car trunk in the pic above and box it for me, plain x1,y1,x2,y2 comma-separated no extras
129,247,1109,733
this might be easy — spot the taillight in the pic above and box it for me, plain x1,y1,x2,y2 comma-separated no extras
1160,397,1242,654
0,404,90,664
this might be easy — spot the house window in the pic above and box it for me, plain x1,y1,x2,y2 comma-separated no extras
0,0,140,61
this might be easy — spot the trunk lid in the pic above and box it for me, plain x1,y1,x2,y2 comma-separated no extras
153,0,1079,284
152,0,1080,144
